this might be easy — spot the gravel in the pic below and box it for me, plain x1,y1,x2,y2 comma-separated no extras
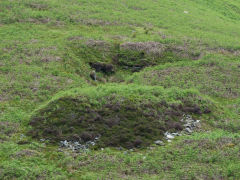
59,136,100,152
155,114,201,145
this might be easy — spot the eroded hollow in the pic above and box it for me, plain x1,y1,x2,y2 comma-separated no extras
28,84,212,149
68,40,201,74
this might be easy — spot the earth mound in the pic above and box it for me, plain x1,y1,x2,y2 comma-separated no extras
28,84,212,149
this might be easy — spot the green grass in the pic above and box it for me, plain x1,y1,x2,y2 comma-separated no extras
127,57,240,130
1,130,240,179
0,0,240,179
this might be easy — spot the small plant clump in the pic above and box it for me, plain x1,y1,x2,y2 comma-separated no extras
29,84,212,149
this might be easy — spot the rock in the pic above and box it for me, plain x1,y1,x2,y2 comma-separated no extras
59,136,100,152
185,128,193,134
60,140,69,147
155,115,202,145
193,120,201,128
167,134,174,139
183,123,192,128
171,132,180,136
154,140,165,146
164,132,175,139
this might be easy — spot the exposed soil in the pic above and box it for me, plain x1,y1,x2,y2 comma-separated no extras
89,62,114,74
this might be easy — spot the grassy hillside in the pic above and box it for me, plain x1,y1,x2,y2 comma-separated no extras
0,0,240,179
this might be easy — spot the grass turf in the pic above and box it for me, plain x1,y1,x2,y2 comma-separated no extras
0,0,240,179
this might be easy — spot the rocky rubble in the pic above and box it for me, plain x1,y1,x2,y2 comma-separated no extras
59,136,100,152
155,114,201,145
182,114,201,133
112,114,200,150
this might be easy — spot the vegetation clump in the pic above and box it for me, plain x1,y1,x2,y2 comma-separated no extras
29,84,212,149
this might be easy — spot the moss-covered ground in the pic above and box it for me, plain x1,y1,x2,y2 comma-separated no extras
0,0,240,179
